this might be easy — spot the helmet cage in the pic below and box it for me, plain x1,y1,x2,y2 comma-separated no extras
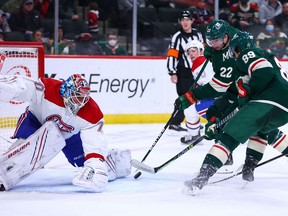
60,74,90,115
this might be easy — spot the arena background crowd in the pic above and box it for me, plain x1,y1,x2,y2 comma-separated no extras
1,0,288,57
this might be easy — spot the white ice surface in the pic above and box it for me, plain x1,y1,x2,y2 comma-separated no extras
0,123,288,216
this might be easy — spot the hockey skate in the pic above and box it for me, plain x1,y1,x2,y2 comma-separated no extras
182,164,217,196
167,124,187,135
242,155,259,182
168,124,187,132
223,154,233,166
180,132,201,145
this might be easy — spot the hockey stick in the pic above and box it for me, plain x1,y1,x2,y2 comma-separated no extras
133,109,179,178
189,59,208,91
133,60,209,179
132,108,238,174
131,135,204,174
209,152,288,185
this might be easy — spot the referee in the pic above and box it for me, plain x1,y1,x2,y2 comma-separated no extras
166,10,204,133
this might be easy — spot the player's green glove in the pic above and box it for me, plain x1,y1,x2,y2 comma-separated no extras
237,79,251,106
204,46,213,62
174,90,198,110
204,116,218,140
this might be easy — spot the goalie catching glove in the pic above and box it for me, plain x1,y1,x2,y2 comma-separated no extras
73,157,108,192
174,90,198,110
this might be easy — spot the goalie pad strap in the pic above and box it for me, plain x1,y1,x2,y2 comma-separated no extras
86,153,105,162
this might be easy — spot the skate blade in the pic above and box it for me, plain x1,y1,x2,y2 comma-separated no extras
180,140,203,146
182,184,200,196
166,129,187,137
241,181,249,189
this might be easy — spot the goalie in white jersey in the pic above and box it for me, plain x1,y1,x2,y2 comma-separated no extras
181,40,214,145
0,74,131,192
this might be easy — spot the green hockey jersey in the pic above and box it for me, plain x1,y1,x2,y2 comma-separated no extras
235,47,288,112
193,26,241,100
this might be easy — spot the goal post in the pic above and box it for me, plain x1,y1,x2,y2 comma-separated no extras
0,41,44,153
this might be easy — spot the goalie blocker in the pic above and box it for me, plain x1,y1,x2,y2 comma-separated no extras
0,121,131,191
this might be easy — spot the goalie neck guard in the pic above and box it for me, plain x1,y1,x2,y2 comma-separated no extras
60,74,90,115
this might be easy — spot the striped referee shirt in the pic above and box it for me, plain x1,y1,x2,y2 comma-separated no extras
167,28,203,75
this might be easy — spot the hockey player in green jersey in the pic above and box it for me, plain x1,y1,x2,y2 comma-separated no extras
177,19,286,160
181,31,288,196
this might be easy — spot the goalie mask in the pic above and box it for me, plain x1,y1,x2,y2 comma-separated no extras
60,74,90,115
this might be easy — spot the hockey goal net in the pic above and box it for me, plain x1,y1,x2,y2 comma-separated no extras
0,42,44,153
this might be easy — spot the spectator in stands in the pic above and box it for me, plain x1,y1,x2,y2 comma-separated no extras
0,29,4,41
229,0,259,32
256,19,288,58
8,0,42,41
0,9,11,32
190,0,214,25
118,0,133,28
248,0,268,5
257,19,287,39
87,2,99,34
145,0,171,8
34,0,54,19
59,0,79,20
274,2,288,34
85,0,119,28
102,31,127,55
259,0,282,25
75,32,103,55
31,29,49,53
47,27,76,55
1,0,21,15
0,1,9,8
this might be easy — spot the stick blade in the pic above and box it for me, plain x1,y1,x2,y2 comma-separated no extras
131,159,156,174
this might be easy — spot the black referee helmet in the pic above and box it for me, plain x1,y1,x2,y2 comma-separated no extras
178,10,192,21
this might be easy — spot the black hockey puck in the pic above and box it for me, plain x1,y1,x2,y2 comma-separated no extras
134,171,142,179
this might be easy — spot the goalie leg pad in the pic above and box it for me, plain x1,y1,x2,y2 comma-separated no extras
105,149,131,181
0,121,65,191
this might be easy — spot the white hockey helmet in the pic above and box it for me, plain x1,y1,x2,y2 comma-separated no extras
60,74,90,115
186,40,204,52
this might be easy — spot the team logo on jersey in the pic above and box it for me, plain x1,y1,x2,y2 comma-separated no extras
46,115,74,133
222,49,234,61
231,33,239,41
215,22,223,30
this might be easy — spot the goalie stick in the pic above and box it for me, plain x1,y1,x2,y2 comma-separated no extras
209,152,288,185
131,108,238,174
133,60,209,179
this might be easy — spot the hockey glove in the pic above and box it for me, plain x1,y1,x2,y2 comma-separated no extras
204,46,213,62
204,116,220,140
237,79,251,106
174,90,198,110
